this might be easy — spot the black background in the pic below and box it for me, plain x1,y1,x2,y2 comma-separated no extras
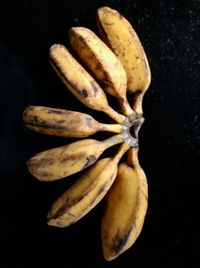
0,0,200,267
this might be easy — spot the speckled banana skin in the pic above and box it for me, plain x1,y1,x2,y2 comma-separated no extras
27,134,124,181
69,27,134,116
97,6,151,114
23,106,122,138
47,143,129,228
49,44,126,124
101,148,148,261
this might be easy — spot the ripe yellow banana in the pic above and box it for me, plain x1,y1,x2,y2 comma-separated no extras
101,148,148,261
23,106,123,138
97,6,151,114
27,134,124,181
47,142,130,228
68,27,134,116
49,44,127,124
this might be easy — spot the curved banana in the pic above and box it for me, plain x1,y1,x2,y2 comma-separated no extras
101,148,148,261
47,143,130,228
49,44,126,124
68,27,134,116
23,106,123,138
27,134,124,181
97,6,151,114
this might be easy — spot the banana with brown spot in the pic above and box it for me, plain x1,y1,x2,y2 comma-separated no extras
23,106,123,138
69,27,134,116
101,148,148,261
27,134,124,181
97,6,151,114
47,142,130,228
50,44,126,124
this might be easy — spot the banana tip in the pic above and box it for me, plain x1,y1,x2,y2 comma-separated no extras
49,43,64,55
47,218,67,228
47,219,58,227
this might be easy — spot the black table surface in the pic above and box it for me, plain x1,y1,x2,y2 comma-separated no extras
0,0,200,267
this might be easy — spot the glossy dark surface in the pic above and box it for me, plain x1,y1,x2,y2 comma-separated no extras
0,0,200,267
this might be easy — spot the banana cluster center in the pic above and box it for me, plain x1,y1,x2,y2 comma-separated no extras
121,114,145,148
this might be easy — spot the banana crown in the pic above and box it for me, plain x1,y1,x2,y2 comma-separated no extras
23,6,151,261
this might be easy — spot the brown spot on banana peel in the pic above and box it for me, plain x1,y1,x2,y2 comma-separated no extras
28,151,87,180
28,156,55,169
60,152,85,164
48,193,85,223
82,155,97,169
48,197,71,220
94,62,102,72
24,106,67,118
50,58,89,99
78,34,85,42
90,81,98,97
36,171,53,178
109,228,133,257
81,89,88,98
24,119,69,132
27,156,55,179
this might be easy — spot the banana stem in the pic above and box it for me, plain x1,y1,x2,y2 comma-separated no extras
118,96,135,117
105,106,127,124
132,92,145,114
127,147,139,167
100,123,123,134
102,134,124,150
114,142,130,163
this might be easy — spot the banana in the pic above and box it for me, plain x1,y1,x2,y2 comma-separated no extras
23,106,123,138
101,148,148,261
49,44,127,124
47,142,130,228
27,134,124,181
97,6,151,114
68,27,134,116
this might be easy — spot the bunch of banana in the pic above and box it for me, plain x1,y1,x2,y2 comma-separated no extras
23,6,151,261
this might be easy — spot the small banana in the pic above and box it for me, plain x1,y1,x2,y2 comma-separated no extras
68,27,134,116
101,148,148,261
47,143,130,228
49,44,127,124
27,134,124,181
23,106,123,138
97,6,151,114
